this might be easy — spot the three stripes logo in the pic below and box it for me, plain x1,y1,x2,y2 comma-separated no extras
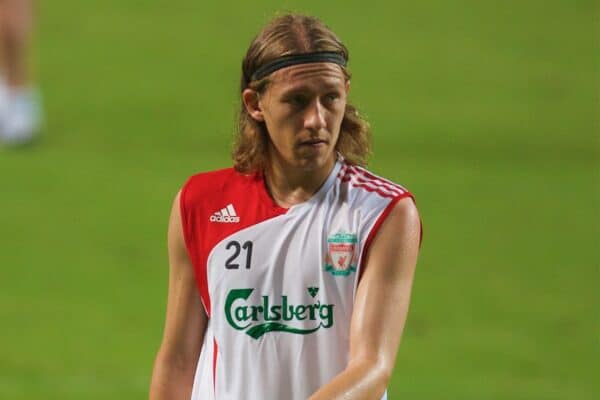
210,204,240,223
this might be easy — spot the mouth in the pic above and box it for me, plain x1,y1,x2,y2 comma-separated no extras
299,138,328,147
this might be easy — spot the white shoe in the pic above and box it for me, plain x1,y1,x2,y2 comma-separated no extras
0,87,43,146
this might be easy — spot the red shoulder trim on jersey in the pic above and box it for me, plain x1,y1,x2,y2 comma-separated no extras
180,168,288,316
337,163,406,199
351,160,424,281
351,165,407,190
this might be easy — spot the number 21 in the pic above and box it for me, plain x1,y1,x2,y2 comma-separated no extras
225,240,253,269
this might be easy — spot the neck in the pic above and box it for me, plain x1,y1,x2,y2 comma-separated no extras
264,155,336,208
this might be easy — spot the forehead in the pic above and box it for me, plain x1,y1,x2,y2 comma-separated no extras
267,62,346,94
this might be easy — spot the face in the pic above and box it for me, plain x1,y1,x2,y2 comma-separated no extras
244,62,349,172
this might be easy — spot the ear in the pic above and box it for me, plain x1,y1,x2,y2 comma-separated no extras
345,80,351,95
242,88,265,122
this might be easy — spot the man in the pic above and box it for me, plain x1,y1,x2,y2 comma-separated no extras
0,0,42,146
150,14,421,400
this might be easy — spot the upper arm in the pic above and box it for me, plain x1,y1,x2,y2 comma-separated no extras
348,197,421,376
158,190,208,367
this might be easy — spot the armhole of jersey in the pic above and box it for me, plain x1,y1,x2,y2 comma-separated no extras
179,179,212,316
357,192,417,284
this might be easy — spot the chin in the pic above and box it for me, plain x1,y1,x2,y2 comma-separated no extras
295,152,334,172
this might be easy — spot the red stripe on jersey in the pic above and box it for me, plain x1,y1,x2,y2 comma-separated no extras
337,163,349,179
338,166,404,198
349,166,424,247
348,165,406,194
337,163,407,199
349,182,400,199
350,165,406,189
213,338,218,393
342,173,403,198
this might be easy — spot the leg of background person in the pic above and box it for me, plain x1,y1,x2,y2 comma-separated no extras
0,0,42,145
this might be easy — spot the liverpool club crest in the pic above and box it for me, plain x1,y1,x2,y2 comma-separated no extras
325,232,358,276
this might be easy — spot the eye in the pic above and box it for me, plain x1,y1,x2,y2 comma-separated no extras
324,93,340,103
285,94,308,108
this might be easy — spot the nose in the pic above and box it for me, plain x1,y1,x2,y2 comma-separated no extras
303,99,326,132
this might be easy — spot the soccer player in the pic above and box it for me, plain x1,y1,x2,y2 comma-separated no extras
0,0,42,145
150,14,421,400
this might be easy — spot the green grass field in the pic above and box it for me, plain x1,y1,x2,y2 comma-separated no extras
1,1,598,398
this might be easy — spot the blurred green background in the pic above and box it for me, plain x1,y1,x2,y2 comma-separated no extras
1,0,598,398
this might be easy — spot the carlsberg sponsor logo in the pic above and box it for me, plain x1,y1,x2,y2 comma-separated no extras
225,287,334,339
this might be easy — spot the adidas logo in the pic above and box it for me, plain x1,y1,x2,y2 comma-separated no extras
210,204,240,223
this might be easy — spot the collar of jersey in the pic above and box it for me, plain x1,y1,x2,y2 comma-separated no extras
284,160,342,214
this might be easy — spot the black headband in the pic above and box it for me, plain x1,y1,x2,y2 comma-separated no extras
250,51,347,81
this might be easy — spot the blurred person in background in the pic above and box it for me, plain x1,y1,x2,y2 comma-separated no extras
0,0,42,146
150,14,421,400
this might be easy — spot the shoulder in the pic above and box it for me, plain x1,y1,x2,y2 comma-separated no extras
181,167,258,208
182,167,241,198
335,162,422,248
386,197,420,235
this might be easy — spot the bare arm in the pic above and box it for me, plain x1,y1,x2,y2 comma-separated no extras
309,198,421,400
149,191,208,400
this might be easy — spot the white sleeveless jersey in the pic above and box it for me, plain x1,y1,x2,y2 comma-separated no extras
180,160,413,400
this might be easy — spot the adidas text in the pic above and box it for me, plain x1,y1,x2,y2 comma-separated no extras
210,215,240,223
210,204,240,223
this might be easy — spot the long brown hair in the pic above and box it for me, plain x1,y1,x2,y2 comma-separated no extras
233,14,371,173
